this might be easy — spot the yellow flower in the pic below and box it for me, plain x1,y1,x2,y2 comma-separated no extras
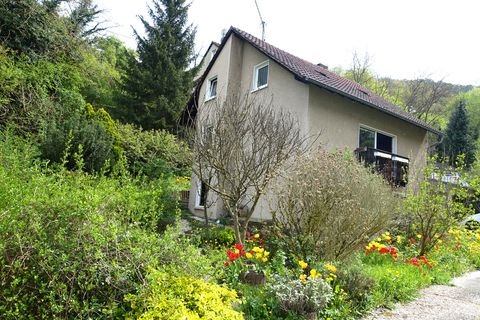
385,232,390,236
417,234,422,239
254,233,260,239
264,251,270,257
300,274,307,282
255,253,262,259
246,252,253,259
261,257,268,263
396,235,403,244
310,269,320,279
298,260,308,269
325,263,337,273
234,249,240,254
376,237,382,242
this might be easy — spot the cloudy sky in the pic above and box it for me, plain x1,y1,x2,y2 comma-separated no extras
94,0,479,86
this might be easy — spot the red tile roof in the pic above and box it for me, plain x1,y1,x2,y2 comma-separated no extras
184,27,441,135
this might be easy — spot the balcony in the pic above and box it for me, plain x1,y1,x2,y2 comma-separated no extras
354,147,409,187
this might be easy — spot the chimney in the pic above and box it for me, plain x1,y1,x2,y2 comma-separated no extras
317,62,328,69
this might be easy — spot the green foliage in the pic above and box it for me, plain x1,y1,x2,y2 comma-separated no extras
0,131,220,318
364,262,432,308
197,225,236,247
40,104,122,173
403,160,480,255
441,101,476,167
0,0,73,58
238,284,284,320
274,150,398,261
334,265,376,313
117,122,192,178
125,269,243,320
121,0,197,130
80,37,134,112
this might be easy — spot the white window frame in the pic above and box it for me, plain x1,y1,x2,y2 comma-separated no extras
252,60,269,92
195,180,206,208
205,76,217,101
358,124,397,154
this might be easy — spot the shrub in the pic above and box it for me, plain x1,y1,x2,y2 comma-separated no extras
116,123,192,178
238,284,283,320
39,104,121,173
334,265,376,313
402,160,480,255
0,133,216,318
125,269,243,320
268,275,333,317
198,225,236,247
273,150,398,261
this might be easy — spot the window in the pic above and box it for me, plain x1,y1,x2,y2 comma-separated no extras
195,181,208,207
200,125,213,146
359,126,395,153
252,61,269,91
206,76,217,100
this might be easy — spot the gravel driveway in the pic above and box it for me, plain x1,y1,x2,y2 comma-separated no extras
364,271,480,320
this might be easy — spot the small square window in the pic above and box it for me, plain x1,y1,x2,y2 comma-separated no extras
206,76,217,100
253,61,269,91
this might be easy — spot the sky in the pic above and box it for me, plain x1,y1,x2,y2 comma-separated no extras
94,0,480,86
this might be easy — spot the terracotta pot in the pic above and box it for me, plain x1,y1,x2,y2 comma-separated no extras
240,270,266,285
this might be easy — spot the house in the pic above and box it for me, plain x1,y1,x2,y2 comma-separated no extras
183,26,441,221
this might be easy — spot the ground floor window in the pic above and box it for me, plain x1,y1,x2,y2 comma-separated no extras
195,181,208,207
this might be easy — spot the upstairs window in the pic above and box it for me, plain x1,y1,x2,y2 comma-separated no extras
253,61,269,91
359,127,394,153
206,76,217,100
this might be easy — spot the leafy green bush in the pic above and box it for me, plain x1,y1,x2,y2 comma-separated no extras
402,160,480,255
125,269,243,320
0,132,215,318
117,122,192,178
273,150,398,261
238,284,284,320
334,265,376,313
39,103,123,173
197,225,236,247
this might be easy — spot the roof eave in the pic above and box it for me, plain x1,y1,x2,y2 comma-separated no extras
304,76,443,136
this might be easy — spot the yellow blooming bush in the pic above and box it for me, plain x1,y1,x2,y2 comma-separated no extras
125,269,243,320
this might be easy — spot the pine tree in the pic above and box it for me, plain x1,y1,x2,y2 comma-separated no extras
443,100,476,167
121,0,196,131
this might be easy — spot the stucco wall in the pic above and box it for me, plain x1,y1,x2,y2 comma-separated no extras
308,85,428,167
189,34,310,220
189,34,429,221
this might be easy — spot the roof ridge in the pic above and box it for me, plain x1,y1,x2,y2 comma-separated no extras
228,26,441,135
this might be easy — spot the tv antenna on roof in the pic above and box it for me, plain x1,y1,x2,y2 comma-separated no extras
254,0,266,41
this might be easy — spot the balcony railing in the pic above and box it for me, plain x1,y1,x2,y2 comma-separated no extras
354,147,409,187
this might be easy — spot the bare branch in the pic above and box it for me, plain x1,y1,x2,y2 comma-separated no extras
189,92,313,243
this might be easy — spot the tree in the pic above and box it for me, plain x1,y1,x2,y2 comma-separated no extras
122,0,197,131
341,52,401,105
401,77,451,125
190,93,309,244
442,101,476,167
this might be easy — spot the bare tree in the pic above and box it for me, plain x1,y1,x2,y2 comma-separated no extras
346,52,401,104
402,77,451,125
350,51,373,86
190,92,309,244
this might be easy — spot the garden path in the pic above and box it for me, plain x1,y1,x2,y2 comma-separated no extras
365,271,480,320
